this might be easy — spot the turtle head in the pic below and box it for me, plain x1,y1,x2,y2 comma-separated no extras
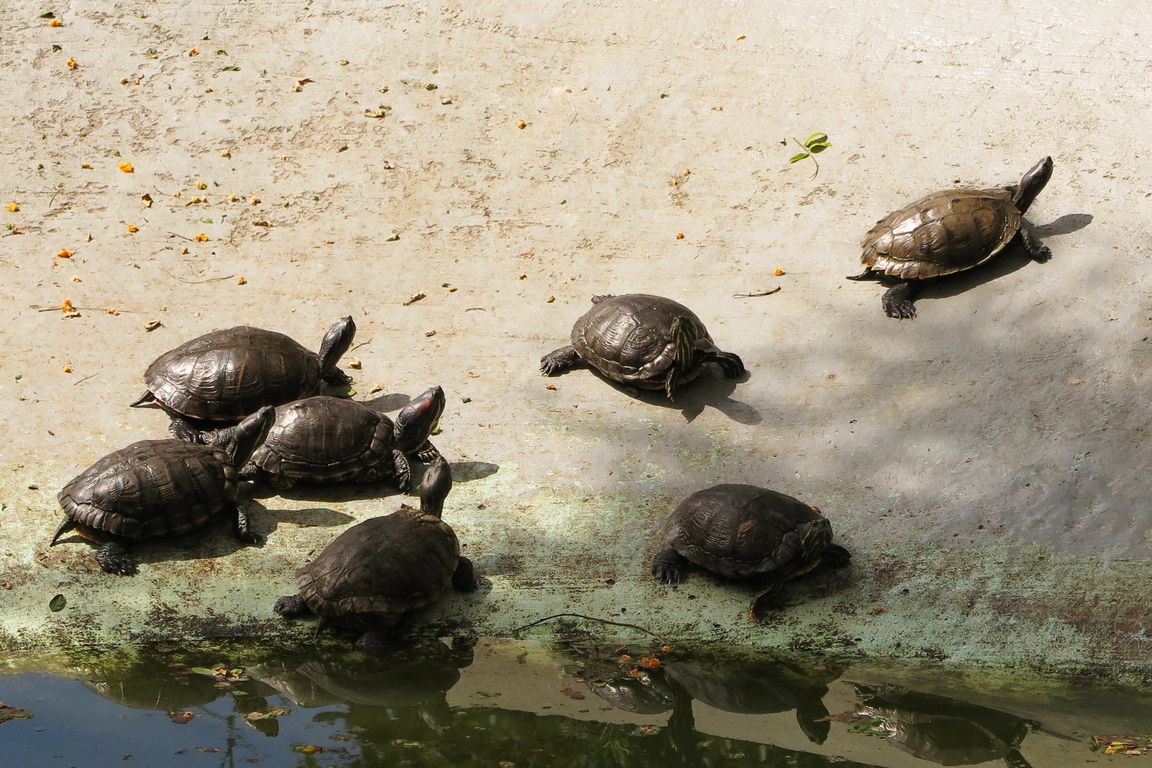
395,386,446,454
318,316,356,383
418,455,453,519
226,406,276,467
1012,156,1053,214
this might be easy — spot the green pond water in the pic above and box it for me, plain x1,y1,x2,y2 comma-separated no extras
1,636,1146,767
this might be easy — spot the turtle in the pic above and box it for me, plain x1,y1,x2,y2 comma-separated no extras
665,653,844,744
274,456,476,649
50,406,276,576
540,293,744,400
651,484,850,619
853,684,1037,768
130,316,356,440
848,157,1054,319
207,386,445,492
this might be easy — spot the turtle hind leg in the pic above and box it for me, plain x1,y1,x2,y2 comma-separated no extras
702,349,745,379
274,594,311,618
96,540,138,576
452,556,477,592
748,576,787,620
540,345,581,376
651,548,686,584
1020,224,1051,263
880,281,918,319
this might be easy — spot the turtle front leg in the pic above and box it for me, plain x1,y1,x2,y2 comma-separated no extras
702,349,745,379
452,556,477,592
231,504,264,545
414,440,441,463
651,548,687,584
1019,224,1051,263
540,345,581,376
748,576,787,620
169,417,208,444
96,540,139,576
820,543,851,570
391,449,412,492
273,594,311,618
880,281,918,320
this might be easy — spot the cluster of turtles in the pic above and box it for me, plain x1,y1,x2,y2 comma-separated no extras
49,158,1055,643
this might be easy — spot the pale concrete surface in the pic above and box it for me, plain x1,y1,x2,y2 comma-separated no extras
1,1,1150,670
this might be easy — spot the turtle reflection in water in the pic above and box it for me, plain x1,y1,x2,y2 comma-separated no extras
852,684,1037,767
849,157,1054,319
248,638,473,729
579,651,841,746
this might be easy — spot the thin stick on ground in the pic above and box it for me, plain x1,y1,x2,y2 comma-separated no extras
511,612,661,638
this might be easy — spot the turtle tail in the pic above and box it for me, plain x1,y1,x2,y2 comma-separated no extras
50,518,78,546
128,391,155,408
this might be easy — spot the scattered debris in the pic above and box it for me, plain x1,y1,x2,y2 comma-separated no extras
48,593,66,612
403,292,426,306
733,287,781,298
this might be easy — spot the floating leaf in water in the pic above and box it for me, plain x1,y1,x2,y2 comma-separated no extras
48,594,66,612
169,711,197,724
292,744,323,754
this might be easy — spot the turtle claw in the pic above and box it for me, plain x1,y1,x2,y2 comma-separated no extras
96,541,138,576
540,345,580,376
651,549,685,584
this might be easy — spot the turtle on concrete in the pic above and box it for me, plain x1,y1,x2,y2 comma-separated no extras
540,293,745,400
848,157,1054,319
274,456,476,649
50,406,276,576
651,484,850,619
209,386,445,492
130,317,356,439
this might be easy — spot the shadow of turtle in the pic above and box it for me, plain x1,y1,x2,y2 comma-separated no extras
913,213,1093,306
448,461,500,482
586,365,761,425
246,481,409,504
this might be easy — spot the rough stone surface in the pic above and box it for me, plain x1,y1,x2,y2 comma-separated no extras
1,1,1149,672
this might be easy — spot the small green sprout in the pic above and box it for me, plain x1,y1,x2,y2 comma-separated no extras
788,132,832,177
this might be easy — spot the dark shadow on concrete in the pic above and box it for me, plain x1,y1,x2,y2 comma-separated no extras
451,461,500,482
858,214,1090,313
578,366,761,425
257,503,356,535
361,392,417,412
1033,212,1093,239
247,481,408,503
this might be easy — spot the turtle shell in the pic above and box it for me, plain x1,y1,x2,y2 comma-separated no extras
571,294,714,387
143,326,323,422
860,187,1021,280
295,508,460,622
248,396,395,483
58,440,237,541
667,484,833,580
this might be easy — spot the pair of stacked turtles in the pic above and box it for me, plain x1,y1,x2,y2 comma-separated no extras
52,317,471,647
536,158,1054,615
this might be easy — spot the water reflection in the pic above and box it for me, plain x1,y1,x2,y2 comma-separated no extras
1,638,1138,767
851,683,1036,767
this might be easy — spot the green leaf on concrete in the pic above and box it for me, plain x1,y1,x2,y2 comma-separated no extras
803,132,828,146
788,152,810,163
808,142,831,153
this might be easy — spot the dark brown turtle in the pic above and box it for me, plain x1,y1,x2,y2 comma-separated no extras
130,317,356,439
274,456,476,649
209,386,445,492
540,294,744,400
651,484,849,619
849,157,1053,319
50,407,275,576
